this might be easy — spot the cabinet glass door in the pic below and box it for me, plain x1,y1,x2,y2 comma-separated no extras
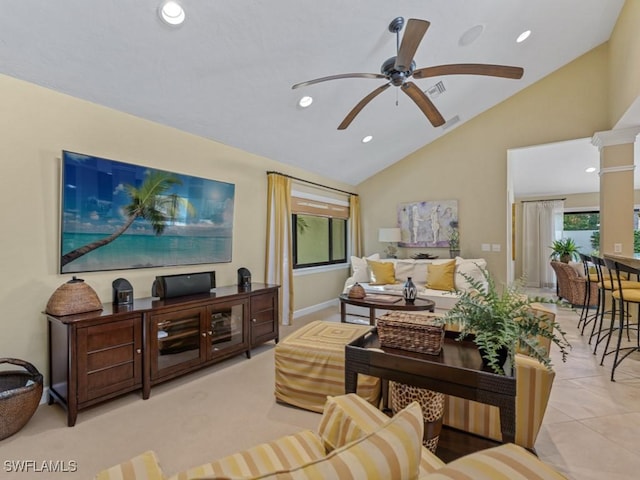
153,308,202,377
208,303,244,354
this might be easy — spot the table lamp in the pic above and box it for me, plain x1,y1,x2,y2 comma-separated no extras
378,227,402,258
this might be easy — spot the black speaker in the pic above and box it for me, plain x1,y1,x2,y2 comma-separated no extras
112,278,134,305
237,267,251,288
153,271,215,299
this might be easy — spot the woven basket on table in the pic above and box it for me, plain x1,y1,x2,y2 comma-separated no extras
377,311,445,355
45,276,102,316
0,358,43,440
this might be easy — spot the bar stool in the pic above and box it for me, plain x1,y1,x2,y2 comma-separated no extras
587,256,613,351
600,258,640,381
577,253,597,332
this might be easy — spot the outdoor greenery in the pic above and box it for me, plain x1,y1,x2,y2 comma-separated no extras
590,230,640,254
444,268,571,375
564,212,599,231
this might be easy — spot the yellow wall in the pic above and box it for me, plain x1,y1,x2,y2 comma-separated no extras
359,44,611,285
0,74,352,378
609,0,640,124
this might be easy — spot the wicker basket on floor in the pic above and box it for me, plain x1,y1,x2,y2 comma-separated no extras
0,358,43,440
377,312,445,355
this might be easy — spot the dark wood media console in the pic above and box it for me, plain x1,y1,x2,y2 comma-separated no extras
47,283,279,426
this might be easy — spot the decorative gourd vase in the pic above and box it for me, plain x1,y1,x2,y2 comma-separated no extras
403,277,417,303
348,282,366,299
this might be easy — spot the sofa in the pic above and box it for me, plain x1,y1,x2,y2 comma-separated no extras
95,393,566,480
343,254,488,314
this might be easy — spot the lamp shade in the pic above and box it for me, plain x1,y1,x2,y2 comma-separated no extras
378,228,401,243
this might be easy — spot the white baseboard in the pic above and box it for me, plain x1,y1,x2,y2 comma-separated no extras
293,298,339,319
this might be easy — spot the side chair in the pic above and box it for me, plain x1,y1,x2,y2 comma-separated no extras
600,258,640,381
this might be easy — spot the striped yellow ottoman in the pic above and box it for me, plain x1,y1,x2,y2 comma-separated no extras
275,321,380,412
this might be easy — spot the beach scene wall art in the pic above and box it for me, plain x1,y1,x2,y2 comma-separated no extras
60,151,235,273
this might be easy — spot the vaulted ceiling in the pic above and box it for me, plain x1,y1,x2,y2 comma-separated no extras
0,1,626,186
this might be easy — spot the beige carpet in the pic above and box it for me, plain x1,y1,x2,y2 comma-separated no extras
0,311,329,479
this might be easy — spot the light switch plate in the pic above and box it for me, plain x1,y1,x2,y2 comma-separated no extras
492,244,501,252
481,243,491,252
614,243,622,253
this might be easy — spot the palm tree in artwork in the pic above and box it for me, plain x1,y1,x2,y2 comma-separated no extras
61,170,195,267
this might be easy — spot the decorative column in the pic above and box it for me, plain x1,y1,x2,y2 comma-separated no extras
591,127,640,256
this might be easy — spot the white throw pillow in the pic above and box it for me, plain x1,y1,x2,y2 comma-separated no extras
454,257,488,291
568,261,585,277
394,260,415,282
411,260,431,285
350,253,380,283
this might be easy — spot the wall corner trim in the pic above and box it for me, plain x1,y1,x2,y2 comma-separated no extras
592,126,640,149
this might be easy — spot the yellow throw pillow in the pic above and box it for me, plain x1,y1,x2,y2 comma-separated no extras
427,260,456,291
367,260,396,285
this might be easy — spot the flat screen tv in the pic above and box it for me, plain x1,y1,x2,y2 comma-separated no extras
60,150,235,274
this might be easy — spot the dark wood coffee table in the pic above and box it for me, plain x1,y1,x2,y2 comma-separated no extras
339,294,435,326
344,328,516,444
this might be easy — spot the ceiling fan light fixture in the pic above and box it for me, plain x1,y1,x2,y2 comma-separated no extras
516,30,531,43
298,96,313,108
362,135,373,143
159,1,185,26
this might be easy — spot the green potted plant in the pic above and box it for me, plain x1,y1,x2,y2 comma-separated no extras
448,220,460,258
444,267,571,375
549,238,580,263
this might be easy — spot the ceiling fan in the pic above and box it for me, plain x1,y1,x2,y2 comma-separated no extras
292,17,524,130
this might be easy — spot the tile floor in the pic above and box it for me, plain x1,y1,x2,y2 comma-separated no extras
529,289,640,479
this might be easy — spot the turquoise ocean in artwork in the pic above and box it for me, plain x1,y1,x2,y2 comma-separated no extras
62,232,232,273
60,151,236,274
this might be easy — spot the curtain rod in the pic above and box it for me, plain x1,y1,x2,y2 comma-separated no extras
266,171,358,196
520,197,567,203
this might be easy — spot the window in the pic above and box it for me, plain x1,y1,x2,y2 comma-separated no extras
563,209,640,255
291,195,348,269
563,211,600,255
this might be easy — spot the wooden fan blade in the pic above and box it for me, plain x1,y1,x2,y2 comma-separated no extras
413,63,524,80
292,73,386,89
401,82,445,127
395,19,430,72
338,83,391,130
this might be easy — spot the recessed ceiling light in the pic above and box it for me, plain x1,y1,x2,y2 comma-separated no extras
585,167,597,173
516,30,531,43
298,96,313,108
159,1,185,26
362,135,373,143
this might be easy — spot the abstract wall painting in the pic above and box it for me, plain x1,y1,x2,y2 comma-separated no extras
397,200,458,248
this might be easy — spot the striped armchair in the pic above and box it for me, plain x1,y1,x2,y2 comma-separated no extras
441,305,557,450
441,353,554,449
95,394,566,480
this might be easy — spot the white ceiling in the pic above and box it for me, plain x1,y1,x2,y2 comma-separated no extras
0,1,626,187
510,138,601,197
